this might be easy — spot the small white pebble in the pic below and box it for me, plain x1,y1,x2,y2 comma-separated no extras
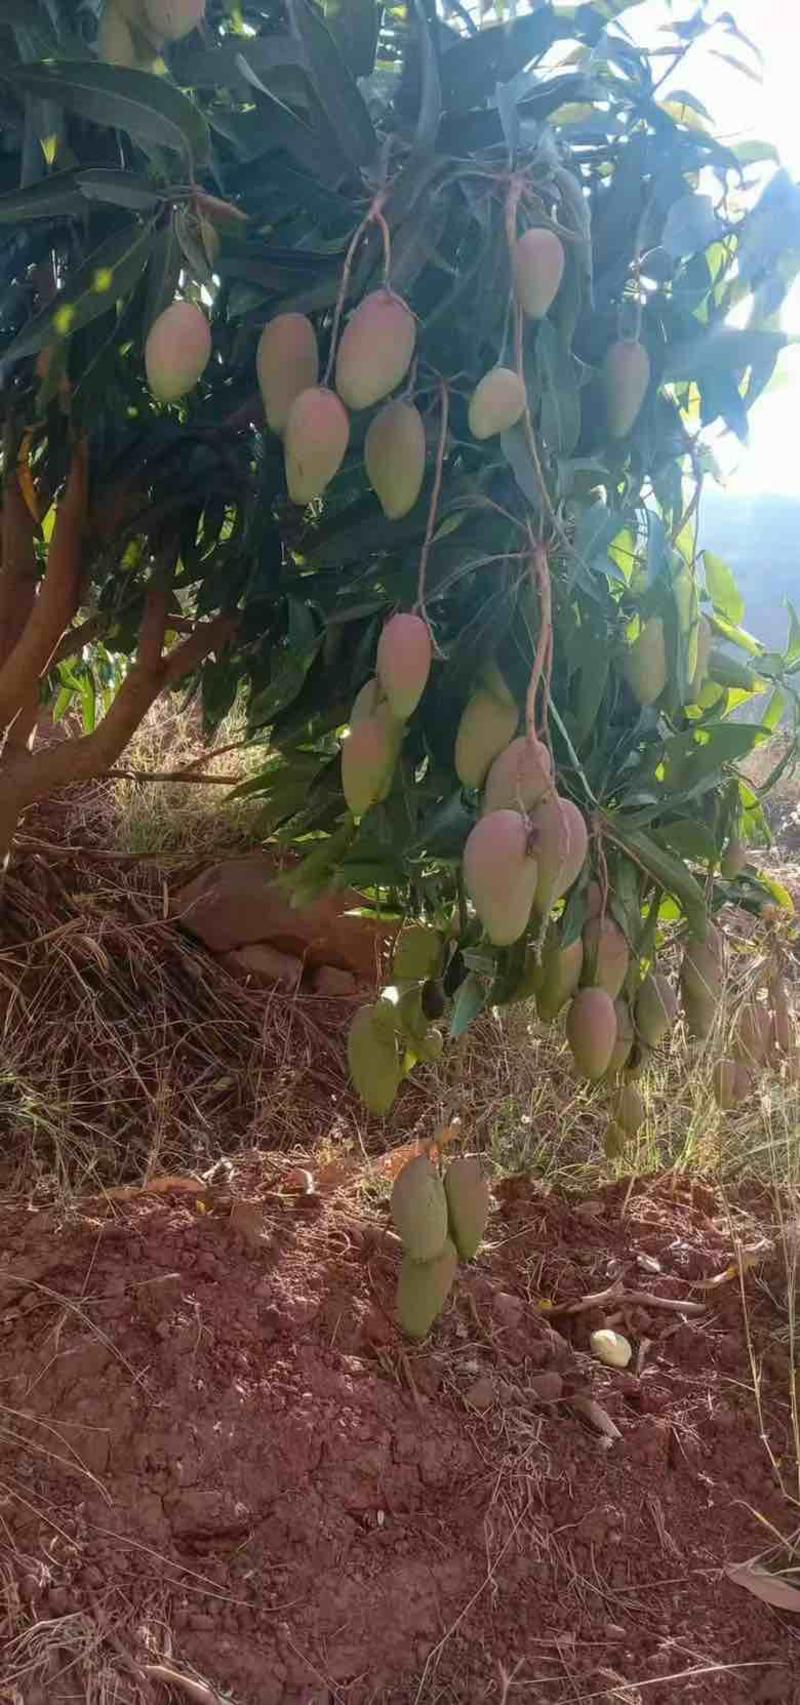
590,1329,632,1369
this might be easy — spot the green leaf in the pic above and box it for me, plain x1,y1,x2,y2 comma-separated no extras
143,221,182,334
3,221,154,363
785,600,800,666
77,168,163,211
0,168,85,221
662,192,722,259
324,0,379,79
653,819,717,863
414,0,441,149
5,62,210,168
662,722,762,792
603,816,707,939
287,0,377,170
440,10,561,112
703,550,744,625
449,972,486,1039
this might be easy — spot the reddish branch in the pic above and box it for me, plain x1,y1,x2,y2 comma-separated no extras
0,447,237,863
0,441,88,732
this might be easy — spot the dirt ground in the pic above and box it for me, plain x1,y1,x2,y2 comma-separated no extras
1,1155,798,1704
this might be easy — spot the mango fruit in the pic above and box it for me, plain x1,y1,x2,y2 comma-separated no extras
512,228,565,320
335,289,416,410
624,616,667,707
463,808,538,946
604,1122,627,1160
567,986,618,1080
535,928,583,1022
347,1003,400,1114
604,339,650,438
341,714,398,815
582,916,629,1000
720,838,747,878
99,3,156,64
391,1155,449,1261
257,313,319,437
365,400,426,519
635,972,678,1047
734,1000,770,1067
608,999,634,1074
769,975,793,1055
482,734,550,814
680,925,724,1007
613,1083,645,1135
712,1057,751,1110
531,796,587,916
468,367,526,439
143,0,204,38
284,385,349,503
688,615,712,702
376,611,432,719
455,690,518,790
444,1156,490,1260
397,1239,458,1339
145,300,211,402
393,924,443,983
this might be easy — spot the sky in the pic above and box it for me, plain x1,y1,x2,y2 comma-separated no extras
624,0,800,497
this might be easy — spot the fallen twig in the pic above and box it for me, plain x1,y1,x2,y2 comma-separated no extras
548,1282,706,1319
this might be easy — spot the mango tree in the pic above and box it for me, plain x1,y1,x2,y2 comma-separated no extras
0,1,798,1144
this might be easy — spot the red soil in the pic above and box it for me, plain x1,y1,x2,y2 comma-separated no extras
1,1161,798,1704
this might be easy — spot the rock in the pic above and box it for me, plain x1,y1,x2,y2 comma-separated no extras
465,1376,495,1411
309,965,358,997
529,1371,563,1403
492,1290,524,1329
172,855,394,976
223,944,303,989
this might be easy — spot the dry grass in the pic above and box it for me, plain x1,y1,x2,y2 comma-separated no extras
108,699,268,860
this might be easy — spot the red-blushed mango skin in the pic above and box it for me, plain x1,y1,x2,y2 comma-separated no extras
455,691,518,790
365,400,426,519
145,301,211,402
512,228,565,320
463,808,538,946
341,715,397,815
468,367,526,439
604,340,651,438
257,313,319,437
530,795,587,915
284,386,349,503
143,0,204,40
335,289,416,410
376,612,432,719
567,986,617,1080
582,916,629,999
483,734,551,814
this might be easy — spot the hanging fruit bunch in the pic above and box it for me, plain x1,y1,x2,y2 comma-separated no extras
236,5,797,1161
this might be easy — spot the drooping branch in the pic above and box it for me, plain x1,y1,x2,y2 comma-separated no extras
0,440,88,732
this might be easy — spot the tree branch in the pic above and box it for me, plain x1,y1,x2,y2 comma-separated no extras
0,440,88,732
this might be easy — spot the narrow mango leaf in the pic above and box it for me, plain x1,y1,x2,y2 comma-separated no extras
725,1563,800,1613
703,550,744,625
0,168,85,220
602,816,707,939
6,62,210,167
3,221,153,363
288,0,377,170
449,972,486,1039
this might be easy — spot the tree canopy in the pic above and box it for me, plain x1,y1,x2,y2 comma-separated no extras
0,0,798,1100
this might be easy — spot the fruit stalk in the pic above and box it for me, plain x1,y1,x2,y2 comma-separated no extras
414,377,449,635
